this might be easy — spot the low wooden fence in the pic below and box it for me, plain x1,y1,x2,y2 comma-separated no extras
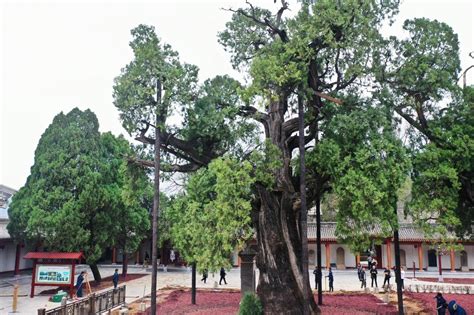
38,285,126,315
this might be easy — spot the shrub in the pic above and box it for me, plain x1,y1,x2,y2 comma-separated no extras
239,292,263,315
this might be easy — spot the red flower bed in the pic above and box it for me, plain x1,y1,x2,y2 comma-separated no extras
146,290,398,314
407,277,474,284
319,294,397,314
406,292,474,314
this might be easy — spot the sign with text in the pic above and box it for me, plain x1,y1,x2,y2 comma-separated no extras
36,265,72,284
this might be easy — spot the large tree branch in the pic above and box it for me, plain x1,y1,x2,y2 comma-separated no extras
127,156,201,173
239,105,270,137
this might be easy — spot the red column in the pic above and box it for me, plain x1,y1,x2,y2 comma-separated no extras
30,260,37,298
136,251,140,264
70,262,76,298
386,240,392,269
356,254,360,266
450,249,455,272
418,244,423,271
14,244,21,275
325,243,331,270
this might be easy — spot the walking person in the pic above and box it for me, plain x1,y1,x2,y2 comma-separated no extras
112,269,119,289
360,267,367,289
400,266,405,290
370,265,378,288
313,267,322,290
383,267,391,289
219,267,227,285
435,293,448,315
201,269,208,284
75,271,86,298
326,267,334,292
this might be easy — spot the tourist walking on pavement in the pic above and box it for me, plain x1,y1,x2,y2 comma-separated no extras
112,269,119,289
370,265,378,288
383,267,391,289
360,267,367,289
435,293,448,315
400,266,405,290
201,269,208,283
313,267,322,290
75,271,85,298
219,267,227,285
326,268,334,292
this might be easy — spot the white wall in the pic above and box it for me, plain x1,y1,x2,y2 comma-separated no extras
0,242,33,273
0,241,16,273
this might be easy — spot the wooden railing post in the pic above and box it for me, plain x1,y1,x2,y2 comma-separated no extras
88,293,96,315
38,309,46,315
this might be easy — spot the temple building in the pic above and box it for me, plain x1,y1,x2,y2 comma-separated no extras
0,184,32,274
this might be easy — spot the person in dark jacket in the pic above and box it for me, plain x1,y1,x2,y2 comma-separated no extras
383,267,391,288
219,267,227,285
370,265,378,288
112,269,119,289
360,267,367,289
435,293,448,315
447,300,467,315
75,271,85,298
201,269,208,283
313,267,322,290
326,268,334,292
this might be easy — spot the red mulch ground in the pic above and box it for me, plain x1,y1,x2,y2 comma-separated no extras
407,277,474,284
145,290,397,315
319,293,397,314
406,292,474,314
39,273,147,295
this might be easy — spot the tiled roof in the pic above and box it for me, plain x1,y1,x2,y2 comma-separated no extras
24,252,84,260
308,222,427,242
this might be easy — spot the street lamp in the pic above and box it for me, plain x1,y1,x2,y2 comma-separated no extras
460,51,474,88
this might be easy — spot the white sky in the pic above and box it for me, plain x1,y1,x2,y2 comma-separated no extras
1,0,473,191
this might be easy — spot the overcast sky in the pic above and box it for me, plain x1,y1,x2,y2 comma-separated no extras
1,0,473,191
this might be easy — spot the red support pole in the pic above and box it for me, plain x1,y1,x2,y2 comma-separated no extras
70,261,76,298
30,260,37,298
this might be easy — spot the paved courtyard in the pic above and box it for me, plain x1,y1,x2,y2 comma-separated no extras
0,265,473,314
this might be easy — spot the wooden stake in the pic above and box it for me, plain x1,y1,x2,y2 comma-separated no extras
12,284,19,312
85,274,92,295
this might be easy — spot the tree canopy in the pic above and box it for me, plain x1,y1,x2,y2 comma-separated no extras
113,1,472,312
7,108,150,281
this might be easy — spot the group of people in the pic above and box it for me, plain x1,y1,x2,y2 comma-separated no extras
200,267,228,285
357,253,405,291
435,293,467,315
312,267,334,292
75,269,121,298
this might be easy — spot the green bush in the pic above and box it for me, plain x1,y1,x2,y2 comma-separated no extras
238,292,263,315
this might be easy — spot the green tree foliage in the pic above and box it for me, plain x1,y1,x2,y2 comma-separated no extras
238,292,264,315
163,158,254,272
7,108,150,281
307,106,410,252
378,18,473,239
113,1,471,312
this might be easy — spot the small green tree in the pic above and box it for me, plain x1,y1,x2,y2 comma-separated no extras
163,157,254,272
239,292,263,315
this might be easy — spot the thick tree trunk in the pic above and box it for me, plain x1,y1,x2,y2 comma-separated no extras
252,98,318,314
122,252,128,278
90,263,102,283
255,187,319,314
